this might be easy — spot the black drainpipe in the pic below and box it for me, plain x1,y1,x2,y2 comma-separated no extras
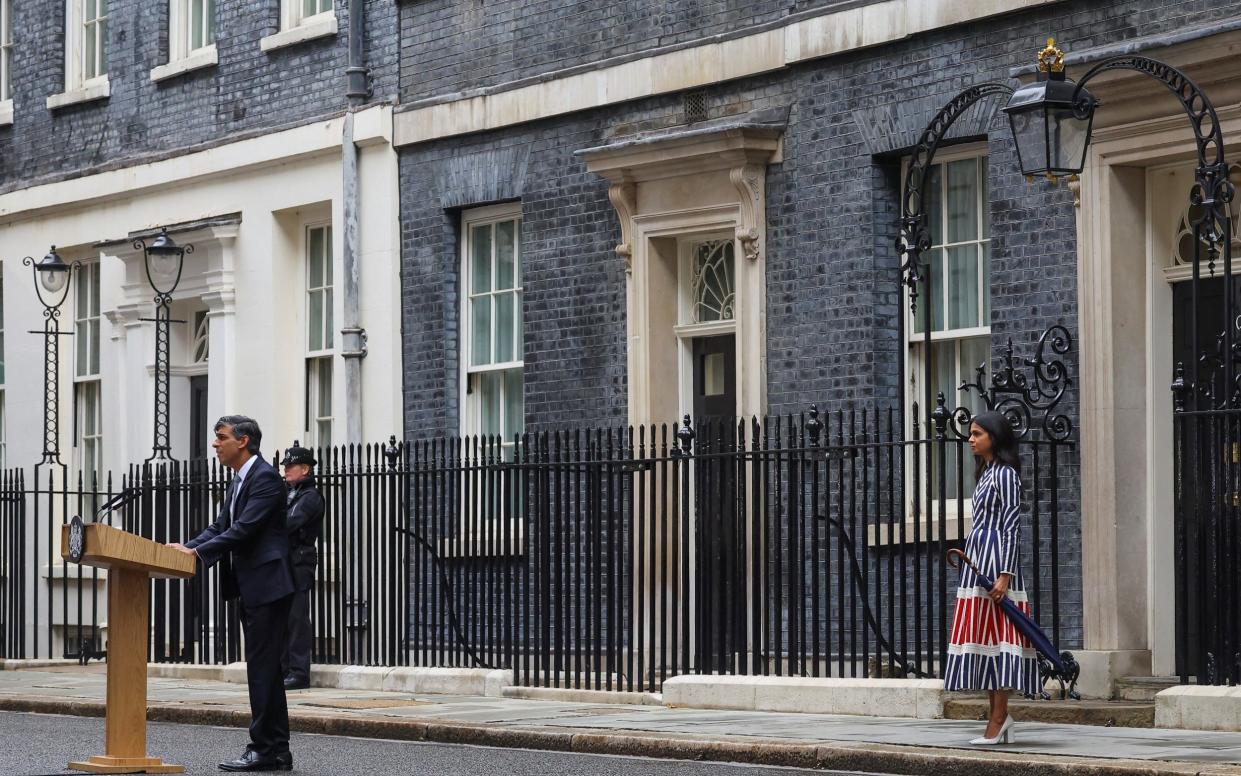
346,0,370,102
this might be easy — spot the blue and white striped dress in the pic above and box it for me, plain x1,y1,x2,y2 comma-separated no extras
942,462,1040,695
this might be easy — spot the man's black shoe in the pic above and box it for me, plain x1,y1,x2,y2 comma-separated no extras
284,676,310,690
276,751,294,770
218,749,292,772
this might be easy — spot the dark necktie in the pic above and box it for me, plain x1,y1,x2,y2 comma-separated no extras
224,478,238,527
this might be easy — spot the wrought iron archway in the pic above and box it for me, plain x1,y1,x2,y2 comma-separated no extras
1060,55,1237,686
898,55,1239,686
896,83,1079,696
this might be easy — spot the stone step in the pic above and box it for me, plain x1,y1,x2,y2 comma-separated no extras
943,696,1154,728
1115,675,1181,702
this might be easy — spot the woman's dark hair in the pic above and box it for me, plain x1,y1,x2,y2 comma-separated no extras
970,410,1021,479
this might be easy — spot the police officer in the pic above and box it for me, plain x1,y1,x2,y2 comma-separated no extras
280,442,325,691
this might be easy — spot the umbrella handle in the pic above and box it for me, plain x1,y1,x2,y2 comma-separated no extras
946,548,988,580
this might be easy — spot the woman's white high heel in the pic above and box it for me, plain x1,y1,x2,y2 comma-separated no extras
969,715,1014,745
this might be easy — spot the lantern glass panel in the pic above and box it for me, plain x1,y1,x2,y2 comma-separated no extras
1008,108,1049,176
40,268,68,294
147,250,180,292
1050,108,1091,173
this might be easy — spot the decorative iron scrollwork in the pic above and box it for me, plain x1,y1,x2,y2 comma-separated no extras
898,82,1014,314
941,325,1074,442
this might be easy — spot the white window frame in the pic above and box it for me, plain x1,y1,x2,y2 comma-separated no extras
261,0,337,51
74,262,102,490
0,0,13,106
151,0,218,82
305,222,334,450
285,0,333,27
456,204,524,553
50,0,111,108
886,144,992,544
75,262,101,380
70,0,107,86
306,355,333,450
460,204,524,449
75,381,102,486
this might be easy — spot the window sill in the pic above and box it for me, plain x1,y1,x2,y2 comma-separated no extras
867,514,974,547
260,15,338,52
0,99,12,127
438,522,525,558
151,45,218,83
47,78,110,110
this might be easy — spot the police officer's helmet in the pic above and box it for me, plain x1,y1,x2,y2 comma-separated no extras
280,441,317,468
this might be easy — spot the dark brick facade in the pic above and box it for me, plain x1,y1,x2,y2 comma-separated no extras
397,0,1241,651
398,0,887,104
0,0,398,193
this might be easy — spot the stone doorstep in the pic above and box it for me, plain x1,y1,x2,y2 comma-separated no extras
147,663,513,697
1156,685,1241,731
944,697,1156,728
501,685,664,706
1117,676,1181,702
661,675,946,719
0,659,81,671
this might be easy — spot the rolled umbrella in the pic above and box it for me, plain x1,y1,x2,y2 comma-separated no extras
947,548,1080,700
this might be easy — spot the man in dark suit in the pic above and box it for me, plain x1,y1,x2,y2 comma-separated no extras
171,416,295,772
279,441,325,691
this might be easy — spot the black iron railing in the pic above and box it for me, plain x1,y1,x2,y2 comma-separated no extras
0,404,1074,693
401,403,1074,692
119,452,410,667
0,469,26,659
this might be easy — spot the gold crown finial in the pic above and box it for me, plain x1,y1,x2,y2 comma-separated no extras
1037,37,1065,73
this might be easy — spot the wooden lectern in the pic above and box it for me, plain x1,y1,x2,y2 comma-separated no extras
61,520,197,774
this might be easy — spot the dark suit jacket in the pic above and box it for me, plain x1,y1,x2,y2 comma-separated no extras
186,457,295,608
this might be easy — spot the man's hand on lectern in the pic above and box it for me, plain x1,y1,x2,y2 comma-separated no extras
168,542,197,558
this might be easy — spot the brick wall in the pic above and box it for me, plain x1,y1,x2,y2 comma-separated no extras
0,0,399,193
397,0,1241,650
397,0,886,103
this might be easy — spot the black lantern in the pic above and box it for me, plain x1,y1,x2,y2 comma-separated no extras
1003,39,1097,181
141,228,187,297
30,246,73,306
134,227,193,462
23,246,82,464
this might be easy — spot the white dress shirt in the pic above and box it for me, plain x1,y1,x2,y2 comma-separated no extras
230,454,259,516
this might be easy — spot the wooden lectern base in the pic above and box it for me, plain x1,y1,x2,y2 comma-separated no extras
68,755,185,774
60,524,195,776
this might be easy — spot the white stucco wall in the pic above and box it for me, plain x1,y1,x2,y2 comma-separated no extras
0,104,402,477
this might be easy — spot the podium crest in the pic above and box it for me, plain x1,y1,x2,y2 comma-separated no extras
68,515,85,563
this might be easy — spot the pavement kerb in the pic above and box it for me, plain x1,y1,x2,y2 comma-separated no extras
0,659,82,671
0,694,1237,776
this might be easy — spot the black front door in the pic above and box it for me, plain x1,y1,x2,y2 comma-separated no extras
690,335,743,671
190,376,209,461
1172,276,1241,680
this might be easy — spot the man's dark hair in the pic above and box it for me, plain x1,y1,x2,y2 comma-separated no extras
215,415,263,455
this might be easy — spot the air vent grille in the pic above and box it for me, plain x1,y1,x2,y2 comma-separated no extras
684,91,708,124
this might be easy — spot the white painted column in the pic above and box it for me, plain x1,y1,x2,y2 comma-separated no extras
1075,157,1154,696
202,227,239,424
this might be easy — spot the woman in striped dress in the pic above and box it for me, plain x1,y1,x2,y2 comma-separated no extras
943,410,1040,745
